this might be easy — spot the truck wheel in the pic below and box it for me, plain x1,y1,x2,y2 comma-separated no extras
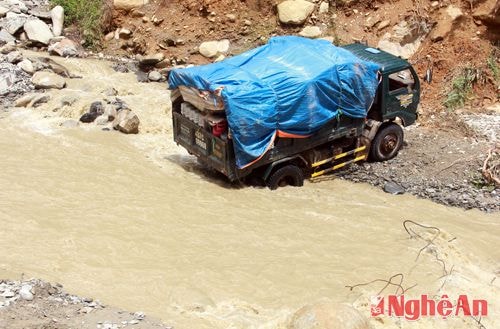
370,123,403,162
267,164,304,190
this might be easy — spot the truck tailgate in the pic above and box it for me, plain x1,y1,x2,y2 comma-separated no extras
172,112,235,178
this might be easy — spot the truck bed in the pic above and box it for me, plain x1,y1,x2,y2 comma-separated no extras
172,98,365,182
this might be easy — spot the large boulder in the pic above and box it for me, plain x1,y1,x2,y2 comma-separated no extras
32,71,66,89
24,19,54,45
113,109,140,134
50,5,64,37
473,0,500,29
377,20,429,59
199,39,230,58
277,0,315,25
429,5,464,42
288,301,370,329
114,0,150,10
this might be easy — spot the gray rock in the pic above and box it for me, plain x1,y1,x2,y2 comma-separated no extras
0,70,16,95
30,94,50,107
0,6,9,18
113,109,140,134
14,93,36,106
1,289,15,298
103,104,117,120
277,0,315,25
94,114,110,125
6,50,21,63
138,52,164,66
79,112,100,123
48,38,78,57
298,26,321,38
50,5,64,37
24,19,54,45
89,101,104,114
32,71,66,89
1,14,26,34
4,0,27,12
148,70,162,81
19,285,34,301
383,181,405,195
17,59,34,74
0,61,33,97
0,43,16,54
318,1,329,14
0,29,15,43
28,9,52,20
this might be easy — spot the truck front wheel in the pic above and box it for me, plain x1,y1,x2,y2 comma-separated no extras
370,123,404,162
267,164,304,190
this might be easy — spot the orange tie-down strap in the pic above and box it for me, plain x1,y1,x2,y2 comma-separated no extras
276,130,311,138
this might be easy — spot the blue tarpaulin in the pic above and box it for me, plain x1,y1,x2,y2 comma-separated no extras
168,36,381,168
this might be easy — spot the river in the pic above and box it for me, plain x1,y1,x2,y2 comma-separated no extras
0,54,498,328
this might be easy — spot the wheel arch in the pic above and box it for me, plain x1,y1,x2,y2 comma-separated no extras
262,155,308,181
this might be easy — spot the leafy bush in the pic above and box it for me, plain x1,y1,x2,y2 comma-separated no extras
50,0,104,48
443,67,478,110
487,51,499,81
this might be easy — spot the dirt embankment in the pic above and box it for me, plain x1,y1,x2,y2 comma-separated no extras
105,0,499,118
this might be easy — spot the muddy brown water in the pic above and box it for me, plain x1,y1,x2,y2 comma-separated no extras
0,54,499,328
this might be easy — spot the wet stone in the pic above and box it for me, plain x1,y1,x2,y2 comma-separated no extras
383,181,405,195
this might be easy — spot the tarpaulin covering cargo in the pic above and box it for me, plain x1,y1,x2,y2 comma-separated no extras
168,36,381,168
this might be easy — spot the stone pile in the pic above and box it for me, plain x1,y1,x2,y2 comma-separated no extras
78,98,141,134
0,278,104,309
0,0,79,57
0,41,72,107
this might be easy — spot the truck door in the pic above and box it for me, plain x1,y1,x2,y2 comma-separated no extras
383,68,419,125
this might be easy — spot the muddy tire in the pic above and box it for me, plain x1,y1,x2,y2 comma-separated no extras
370,123,404,162
267,164,304,190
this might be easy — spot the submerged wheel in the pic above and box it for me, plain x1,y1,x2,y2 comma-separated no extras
267,164,304,190
370,123,404,162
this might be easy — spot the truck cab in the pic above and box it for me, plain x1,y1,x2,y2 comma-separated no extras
341,43,420,127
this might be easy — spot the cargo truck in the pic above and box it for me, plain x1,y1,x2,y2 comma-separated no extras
169,37,419,189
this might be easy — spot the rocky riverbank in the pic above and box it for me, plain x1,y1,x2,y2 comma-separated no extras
337,125,500,212
0,278,172,329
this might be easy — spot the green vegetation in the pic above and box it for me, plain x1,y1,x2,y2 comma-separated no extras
487,51,499,81
50,0,104,48
443,67,478,110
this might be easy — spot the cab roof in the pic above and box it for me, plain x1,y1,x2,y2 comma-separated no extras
341,43,410,72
